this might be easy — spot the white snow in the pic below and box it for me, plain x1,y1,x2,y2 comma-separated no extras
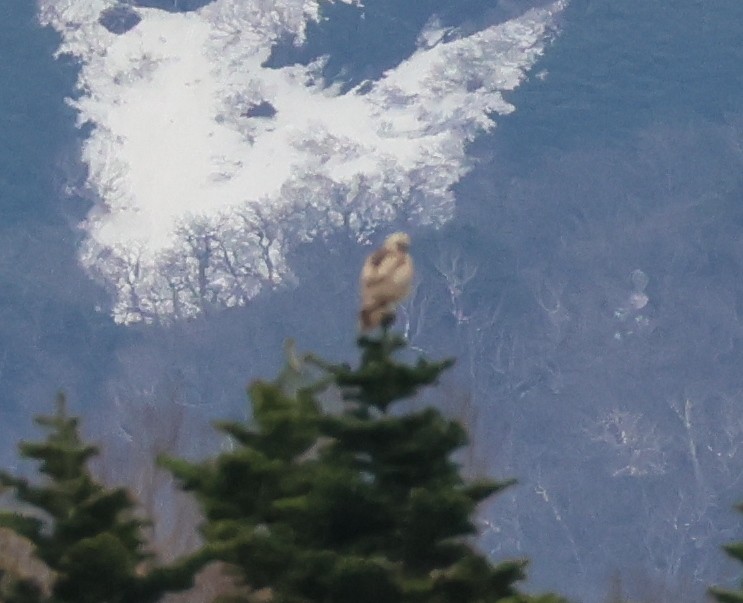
39,0,566,323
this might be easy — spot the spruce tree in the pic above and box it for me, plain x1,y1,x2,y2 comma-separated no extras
0,394,201,603
711,502,743,603
164,333,564,603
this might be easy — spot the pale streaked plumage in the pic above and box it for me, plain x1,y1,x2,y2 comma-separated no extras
359,232,414,332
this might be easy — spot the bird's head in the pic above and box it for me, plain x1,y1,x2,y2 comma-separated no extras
385,232,410,253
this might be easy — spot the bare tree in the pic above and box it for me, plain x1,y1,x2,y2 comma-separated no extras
433,245,479,324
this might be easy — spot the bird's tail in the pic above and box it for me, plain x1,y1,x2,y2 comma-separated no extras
359,301,396,332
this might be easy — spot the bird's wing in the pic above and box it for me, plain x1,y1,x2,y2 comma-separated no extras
361,248,406,289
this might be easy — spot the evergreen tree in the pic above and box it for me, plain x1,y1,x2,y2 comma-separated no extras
164,333,564,603
0,394,201,603
711,502,743,603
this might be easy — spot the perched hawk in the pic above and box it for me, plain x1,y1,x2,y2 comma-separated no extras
359,232,414,332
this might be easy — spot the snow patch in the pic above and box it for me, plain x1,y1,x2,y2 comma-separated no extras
39,0,566,323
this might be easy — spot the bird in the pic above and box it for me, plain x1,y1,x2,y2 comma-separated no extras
359,232,414,332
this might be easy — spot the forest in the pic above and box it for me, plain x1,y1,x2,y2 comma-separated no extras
0,329,740,603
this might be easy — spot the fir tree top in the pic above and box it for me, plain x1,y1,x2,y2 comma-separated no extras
0,394,200,603
310,332,454,415
165,332,564,603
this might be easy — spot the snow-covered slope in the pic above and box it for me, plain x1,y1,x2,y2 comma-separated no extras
39,0,565,323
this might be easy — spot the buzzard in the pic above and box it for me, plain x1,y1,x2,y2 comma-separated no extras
359,232,414,332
